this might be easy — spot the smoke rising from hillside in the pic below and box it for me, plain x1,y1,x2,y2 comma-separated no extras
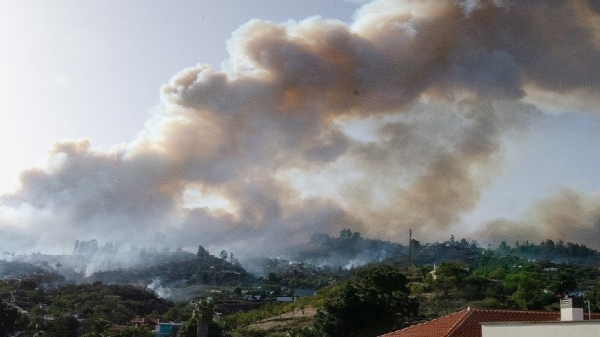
1,0,600,255
474,188,600,249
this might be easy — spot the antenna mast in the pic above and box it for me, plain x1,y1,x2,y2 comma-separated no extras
408,229,412,263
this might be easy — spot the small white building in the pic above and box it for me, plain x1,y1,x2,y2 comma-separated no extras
482,298,600,337
276,296,295,302
482,320,600,337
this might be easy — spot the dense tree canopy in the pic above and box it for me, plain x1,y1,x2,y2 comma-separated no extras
0,300,21,337
314,264,417,337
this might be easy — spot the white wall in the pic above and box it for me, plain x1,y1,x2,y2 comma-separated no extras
482,321,600,337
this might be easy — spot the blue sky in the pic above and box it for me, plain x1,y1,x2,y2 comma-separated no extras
1,0,600,254
463,111,600,229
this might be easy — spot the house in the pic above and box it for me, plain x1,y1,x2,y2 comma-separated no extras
110,318,183,337
379,301,600,337
129,317,159,327
276,296,295,302
294,288,317,297
481,298,600,337
482,319,600,336
109,317,158,335
154,322,182,337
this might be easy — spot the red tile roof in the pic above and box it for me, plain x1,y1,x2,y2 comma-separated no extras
129,317,159,326
379,307,599,337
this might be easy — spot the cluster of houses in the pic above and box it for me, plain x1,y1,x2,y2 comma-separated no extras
110,317,182,337
241,287,316,302
121,296,600,337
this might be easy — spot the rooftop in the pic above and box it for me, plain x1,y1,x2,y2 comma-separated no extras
379,307,600,337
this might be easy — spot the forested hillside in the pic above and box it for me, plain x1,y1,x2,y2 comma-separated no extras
3,233,600,337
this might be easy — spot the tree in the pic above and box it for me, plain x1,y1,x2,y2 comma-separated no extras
339,229,352,239
585,280,600,312
74,239,99,255
498,241,511,254
429,261,469,298
229,252,239,265
551,269,577,297
219,250,228,261
82,318,110,337
314,264,416,337
197,246,210,259
505,270,554,309
178,320,222,337
193,299,215,337
286,327,323,337
45,315,80,337
267,272,280,283
0,301,20,337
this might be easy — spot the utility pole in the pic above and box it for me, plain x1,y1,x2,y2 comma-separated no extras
586,300,591,320
408,229,412,264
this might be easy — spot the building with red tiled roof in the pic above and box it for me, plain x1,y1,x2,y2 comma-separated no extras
379,307,600,337
129,317,159,327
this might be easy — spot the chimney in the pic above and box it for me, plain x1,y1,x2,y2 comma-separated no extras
560,297,584,321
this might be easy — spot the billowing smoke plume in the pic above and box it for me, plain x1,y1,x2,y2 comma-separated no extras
1,0,600,255
473,188,600,249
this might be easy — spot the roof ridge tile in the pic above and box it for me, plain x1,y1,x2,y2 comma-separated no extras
446,307,473,336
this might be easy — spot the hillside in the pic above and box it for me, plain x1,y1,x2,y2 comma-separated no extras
3,234,600,336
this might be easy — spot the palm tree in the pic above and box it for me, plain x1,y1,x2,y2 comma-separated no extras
192,299,215,337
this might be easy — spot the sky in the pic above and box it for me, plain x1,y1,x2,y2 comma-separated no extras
1,0,600,256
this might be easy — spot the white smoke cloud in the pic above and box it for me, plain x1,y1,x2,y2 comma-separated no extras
1,0,600,256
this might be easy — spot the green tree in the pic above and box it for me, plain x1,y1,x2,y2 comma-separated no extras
0,301,21,337
267,272,280,283
429,261,469,298
286,327,323,337
194,299,215,337
197,246,210,259
219,250,228,261
178,320,222,337
551,269,577,297
339,229,352,239
45,316,80,337
463,275,491,301
586,280,600,312
498,241,511,254
505,270,554,309
82,318,110,337
314,264,416,337
179,300,221,337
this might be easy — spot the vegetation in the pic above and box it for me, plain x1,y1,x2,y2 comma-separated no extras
219,297,315,333
313,264,417,337
0,300,22,337
3,234,600,337
44,283,171,323
88,248,250,287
